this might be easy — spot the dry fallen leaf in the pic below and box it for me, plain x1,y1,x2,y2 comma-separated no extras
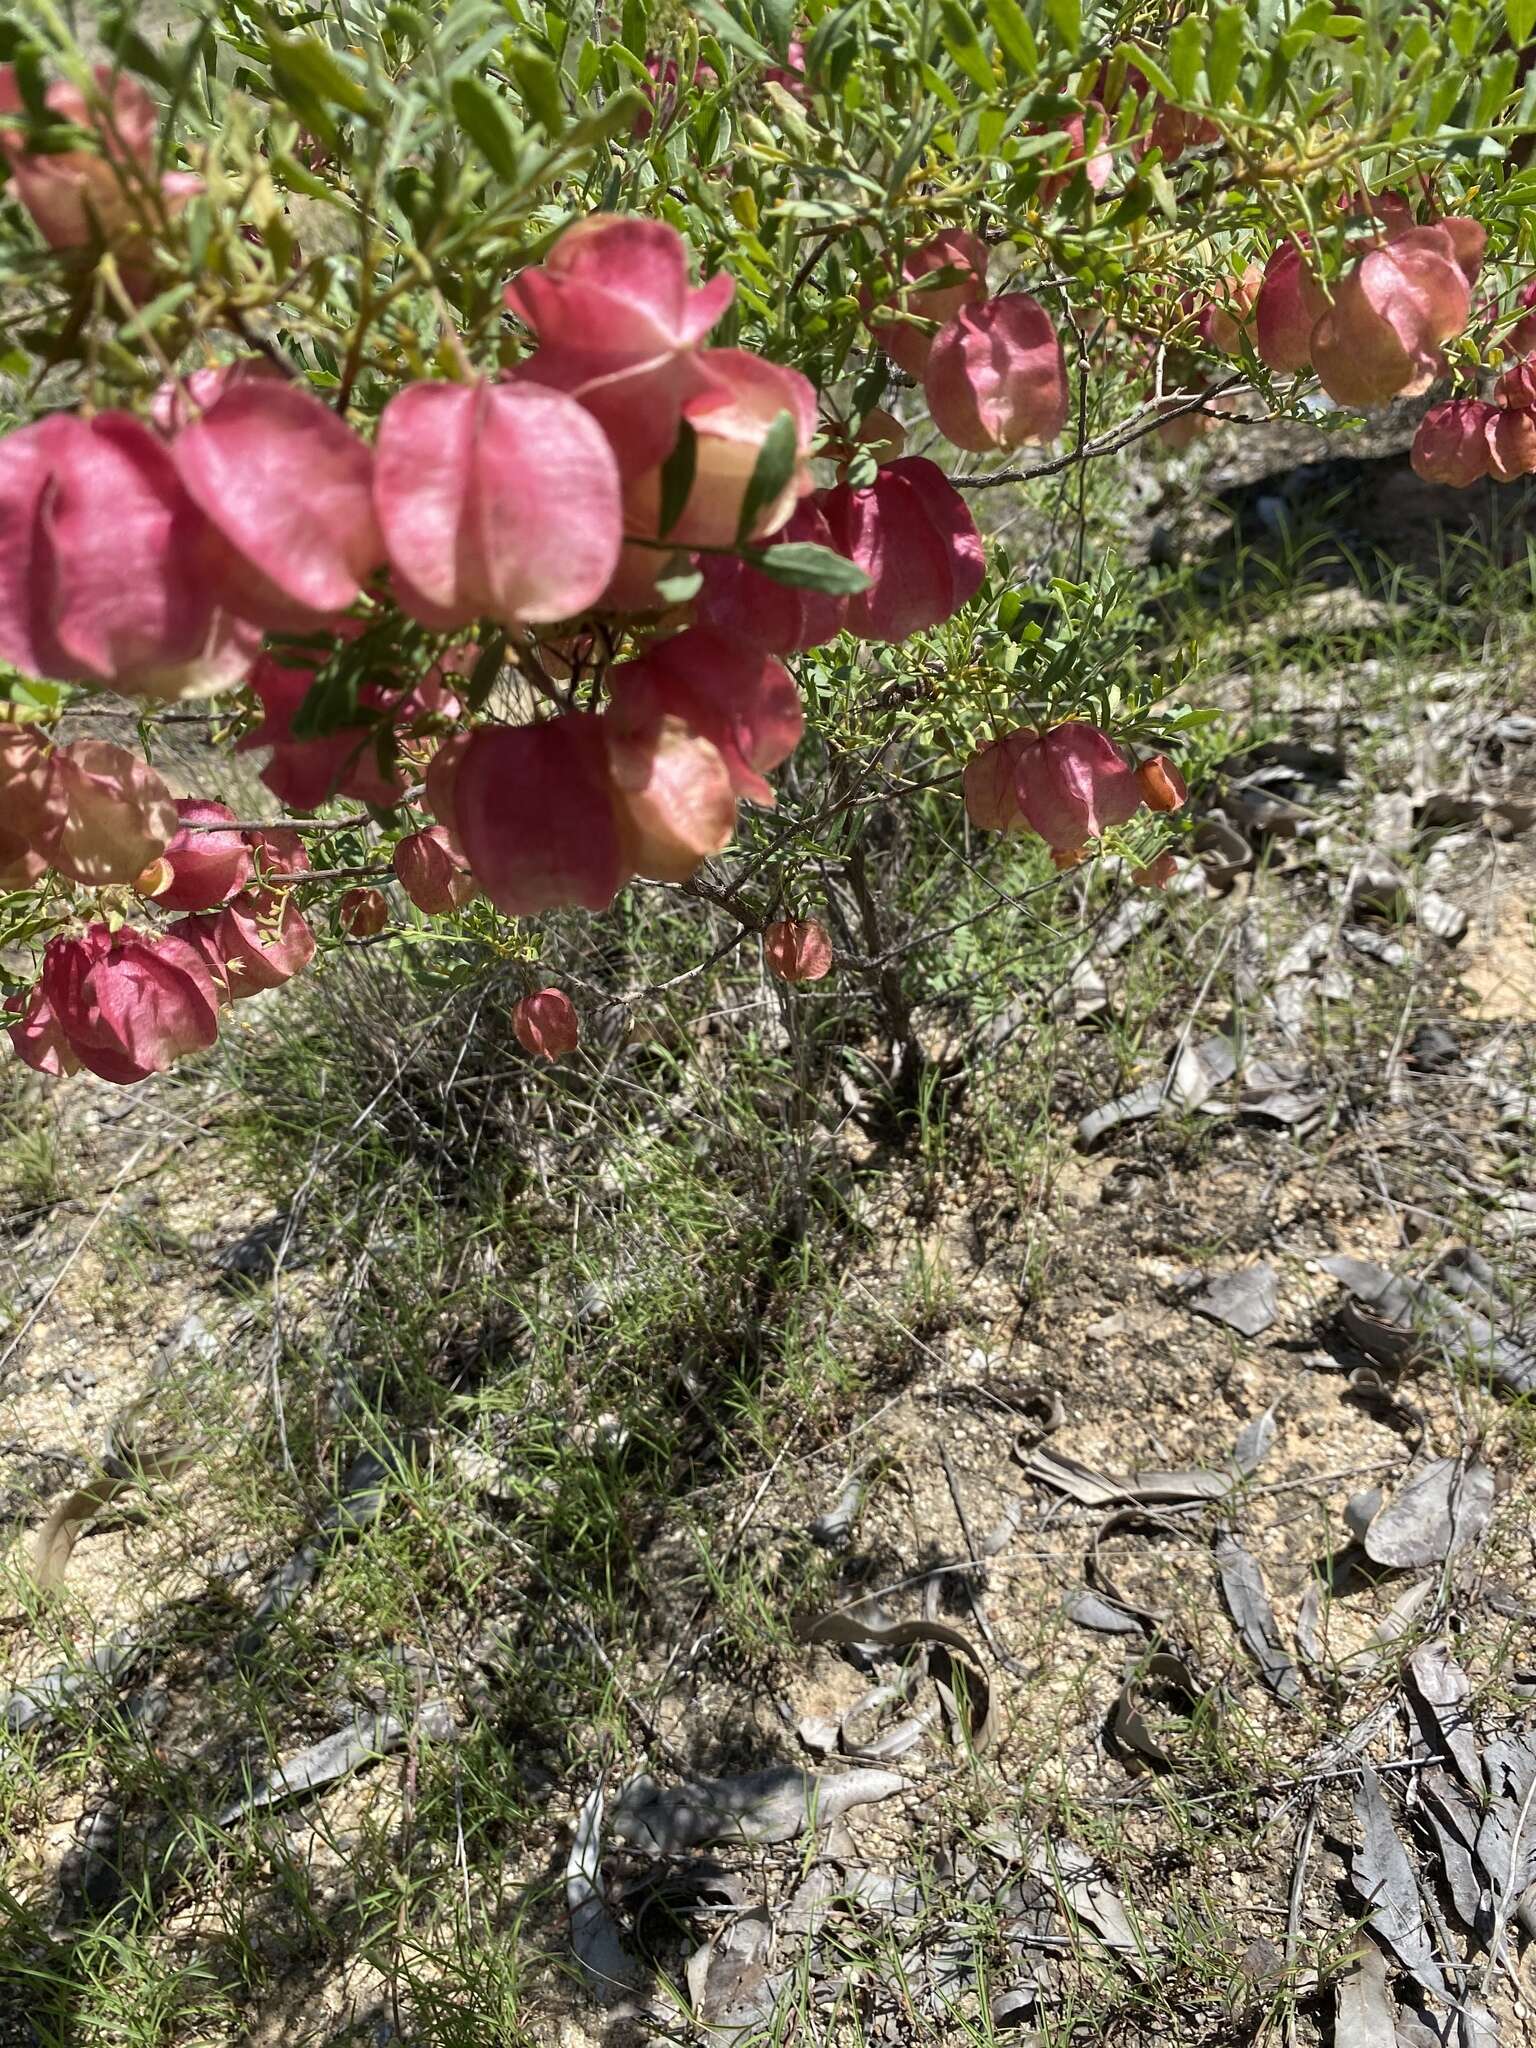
1214,1531,1301,1705
799,1610,995,1753
1349,1765,1446,1999
1187,1264,1279,1338
1333,1945,1397,2048
567,1785,645,2006
1404,1642,1483,1792
611,1766,906,1854
1363,1457,1494,1570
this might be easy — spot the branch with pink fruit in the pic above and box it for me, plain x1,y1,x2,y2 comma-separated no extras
1,2,1532,1079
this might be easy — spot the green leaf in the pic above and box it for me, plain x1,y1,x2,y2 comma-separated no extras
1206,4,1246,104
465,631,508,713
685,0,772,64
101,10,173,88
1119,41,1176,101
985,0,1037,76
450,75,522,178
658,421,698,539
734,410,799,545
1167,15,1206,100
1510,0,1536,45
509,44,565,135
940,0,995,94
1041,0,1080,53
272,150,338,200
562,88,647,152
654,564,705,604
746,542,871,595
264,30,372,115
757,0,797,59
622,0,649,57
1145,160,1177,223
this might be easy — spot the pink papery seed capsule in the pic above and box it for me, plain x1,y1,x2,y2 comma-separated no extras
815,458,985,644
763,918,833,984
154,798,253,912
513,987,580,1060
393,827,477,915
339,886,389,937
1410,400,1494,488
923,294,1069,454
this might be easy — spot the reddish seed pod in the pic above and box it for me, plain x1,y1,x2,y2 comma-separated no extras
763,918,833,984
1132,852,1179,890
514,988,580,1060
963,723,1142,850
154,798,253,911
1136,756,1187,813
339,887,389,938
1411,400,1495,488
394,827,477,915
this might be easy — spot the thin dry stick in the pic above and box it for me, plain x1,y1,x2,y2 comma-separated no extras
1479,1766,1536,1997
1283,1788,1317,2048
937,1439,1032,1679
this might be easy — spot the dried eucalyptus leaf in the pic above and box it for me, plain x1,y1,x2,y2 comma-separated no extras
1064,1589,1144,1635
1333,1945,1397,2048
611,1767,905,1854
1345,1487,1383,1541
567,1785,645,2005
1167,1033,1239,1111
1364,1458,1494,1569
1111,1651,1206,1771
1404,1642,1483,1792
1187,1264,1279,1337
1349,1765,1446,1998
1029,1840,1149,1971
215,1706,445,1827
1019,1445,1233,1506
1230,1406,1278,1476
1214,1532,1301,1705
1474,1732,1536,1910
1418,1767,1486,1932
799,1611,994,1751
685,1906,780,2038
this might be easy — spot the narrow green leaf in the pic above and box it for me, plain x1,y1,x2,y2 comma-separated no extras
1119,41,1176,102
265,31,372,115
1041,0,1081,53
509,44,565,135
1206,4,1246,105
1510,0,1536,45
658,421,698,539
622,0,649,57
1145,159,1177,223
685,0,772,64
985,0,1038,76
101,10,173,88
735,410,798,545
466,632,508,712
1167,16,1206,101
654,564,705,604
757,0,797,59
747,542,871,595
561,88,646,151
940,0,995,94
450,75,522,178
